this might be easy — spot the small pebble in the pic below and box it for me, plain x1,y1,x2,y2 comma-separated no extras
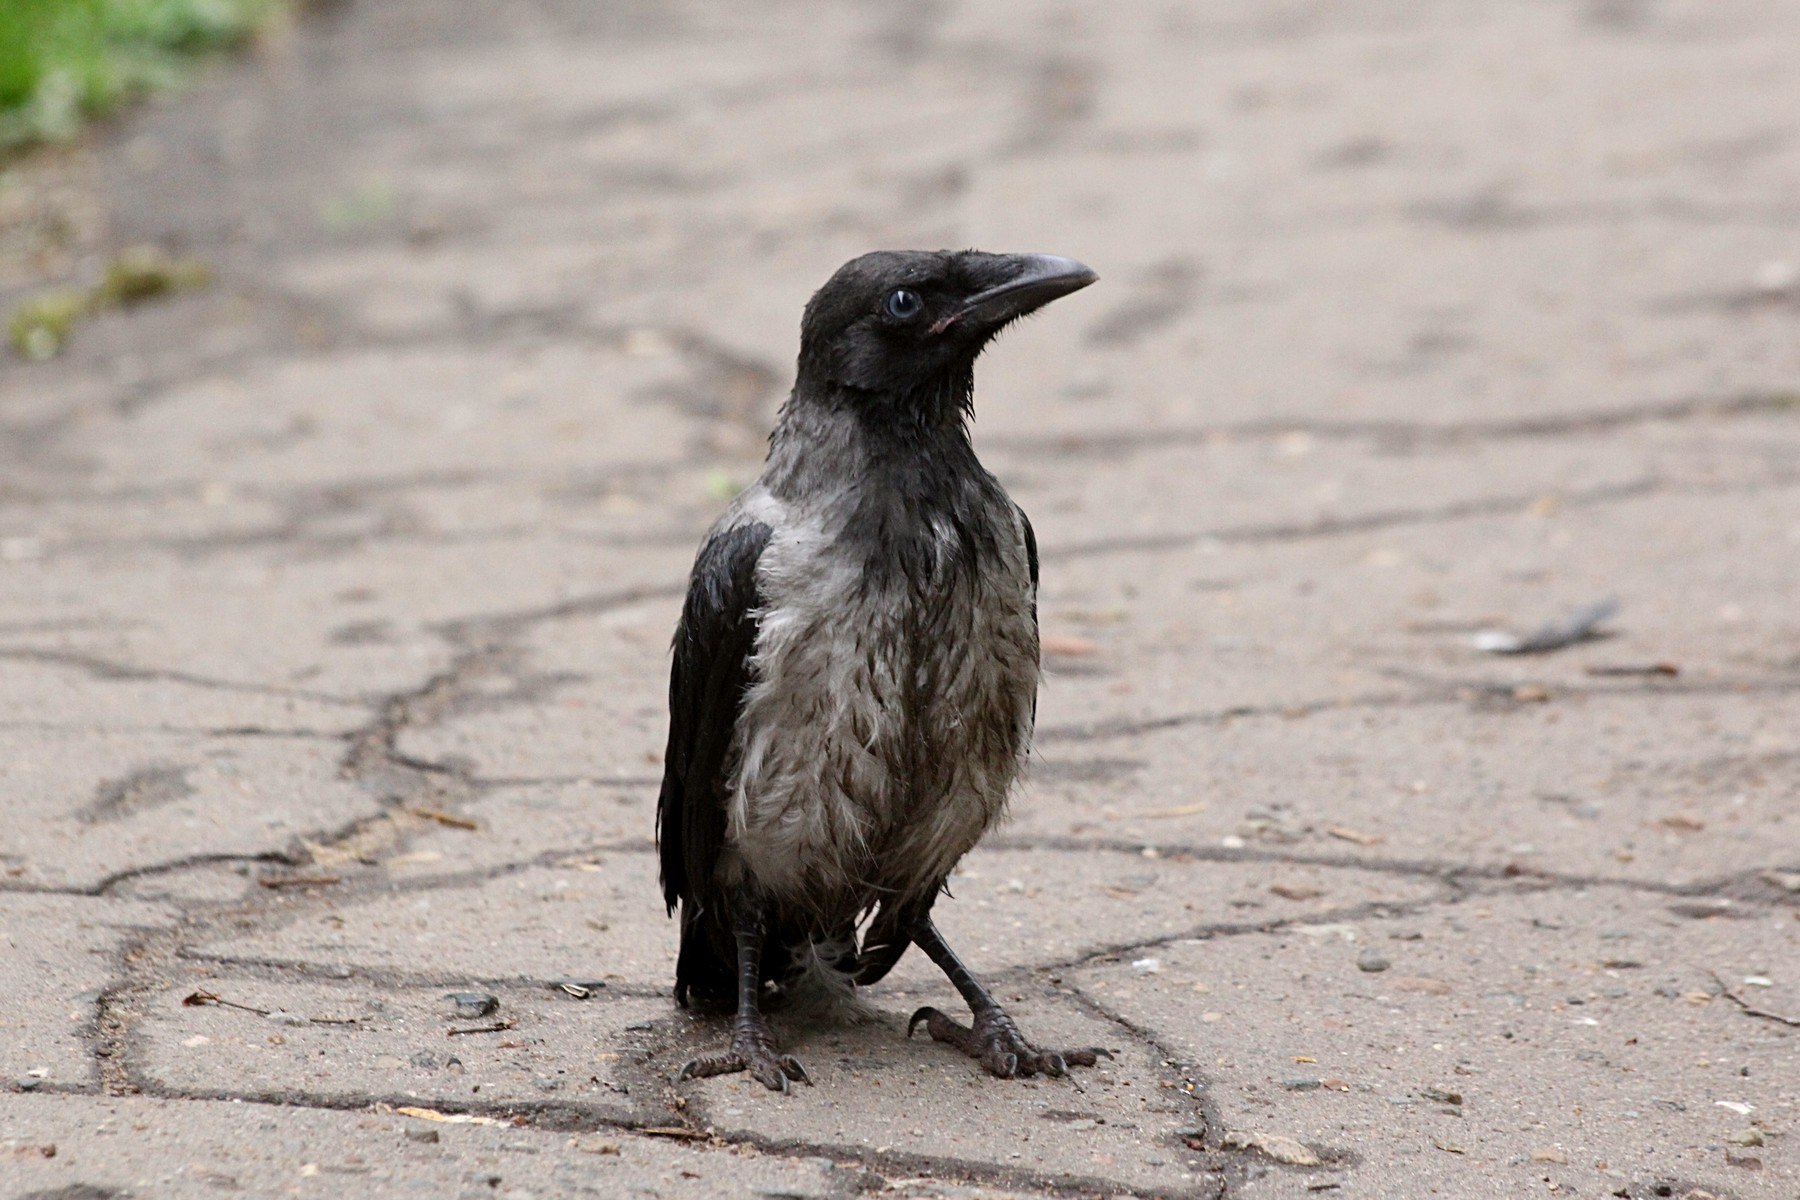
404,1127,440,1144
549,979,608,999
17,1077,41,1092
1727,1128,1765,1147
1282,1077,1322,1091
445,992,499,1019
1357,950,1390,973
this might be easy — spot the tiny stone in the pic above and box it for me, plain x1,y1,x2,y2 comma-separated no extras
1726,1128,1764,1147
1421,1087,1463,1106
445,992,499,1019
550,979,608,999
17,1077,41,1092
1282,1077,1322,1091
405,1127,440,1144
1357,950,1390,973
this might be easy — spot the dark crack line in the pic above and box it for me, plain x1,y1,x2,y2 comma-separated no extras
0,851,302,899
1043,471,1800,562
0,720,344,738
1038,669,1800,742
982,834,1798,910
0,646,367,707
160,954,671,1000
97,1079,1220,1200
1054,983,1236,1193
990,390,1798,461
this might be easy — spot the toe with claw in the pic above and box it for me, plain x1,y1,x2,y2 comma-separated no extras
909,1004,1112,1079
676,1024,810,1092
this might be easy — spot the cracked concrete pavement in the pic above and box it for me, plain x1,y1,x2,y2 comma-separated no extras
2,1,1797,1197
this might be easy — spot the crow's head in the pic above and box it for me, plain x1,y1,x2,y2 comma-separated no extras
795,249,1095,416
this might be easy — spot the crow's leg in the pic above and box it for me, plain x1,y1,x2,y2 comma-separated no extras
675,893,810,1091
907,918,1111,1079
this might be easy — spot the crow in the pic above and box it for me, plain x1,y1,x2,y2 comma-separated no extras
657,249,1104,1090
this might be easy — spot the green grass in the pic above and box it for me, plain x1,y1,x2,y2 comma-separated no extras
0,0,276,157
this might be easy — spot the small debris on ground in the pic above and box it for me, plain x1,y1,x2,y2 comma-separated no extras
409,806,479,830
1221,1131,1321,1166
1356,950,1390,973
445,992,499,1019
1137,802,1208,818
549,979,609,999
392,1106,504,1126
1708,972,1800,1027
1473,597,1618,655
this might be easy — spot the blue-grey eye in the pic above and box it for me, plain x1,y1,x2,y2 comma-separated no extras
885,288,924,320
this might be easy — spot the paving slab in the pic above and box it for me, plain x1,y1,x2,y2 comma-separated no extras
0,1093,866,1200
136,969,664,1118
1070,885,1800,1199
1,730,378,891
0,896,175,1087
678,991,1217,1197
189,857,677,987
1018,689,1800,890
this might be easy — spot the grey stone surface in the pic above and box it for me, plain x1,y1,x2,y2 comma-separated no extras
1,0,1796,1196
0,897,175,1085
0,1093,863,1199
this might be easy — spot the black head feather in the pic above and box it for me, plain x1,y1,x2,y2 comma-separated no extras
795,249,1096,422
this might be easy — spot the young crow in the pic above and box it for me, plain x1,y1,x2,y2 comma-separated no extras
658,249,1103,1090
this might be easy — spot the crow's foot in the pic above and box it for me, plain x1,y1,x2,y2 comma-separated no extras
675,1021,810,1092
908,1005,1112,1079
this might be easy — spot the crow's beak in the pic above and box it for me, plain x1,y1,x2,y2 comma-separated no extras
934,254,1097,334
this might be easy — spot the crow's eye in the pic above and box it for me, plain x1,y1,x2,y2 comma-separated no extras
885,288,924,320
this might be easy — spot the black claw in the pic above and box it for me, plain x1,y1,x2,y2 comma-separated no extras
1045,1053,1067,1077
674,1060,698,1083
781,1056,812,1085
907,1007,938,1038
1000,1052,1019,1078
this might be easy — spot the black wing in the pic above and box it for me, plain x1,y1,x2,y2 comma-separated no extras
1019,503,1039,630
656,520,771,1003
1020,503,1040,726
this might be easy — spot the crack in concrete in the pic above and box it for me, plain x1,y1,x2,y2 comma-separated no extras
986,834,1800,909
990,391,1798,460
1039,669,1800,742
1044,470,1800,562
0,646,366,707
